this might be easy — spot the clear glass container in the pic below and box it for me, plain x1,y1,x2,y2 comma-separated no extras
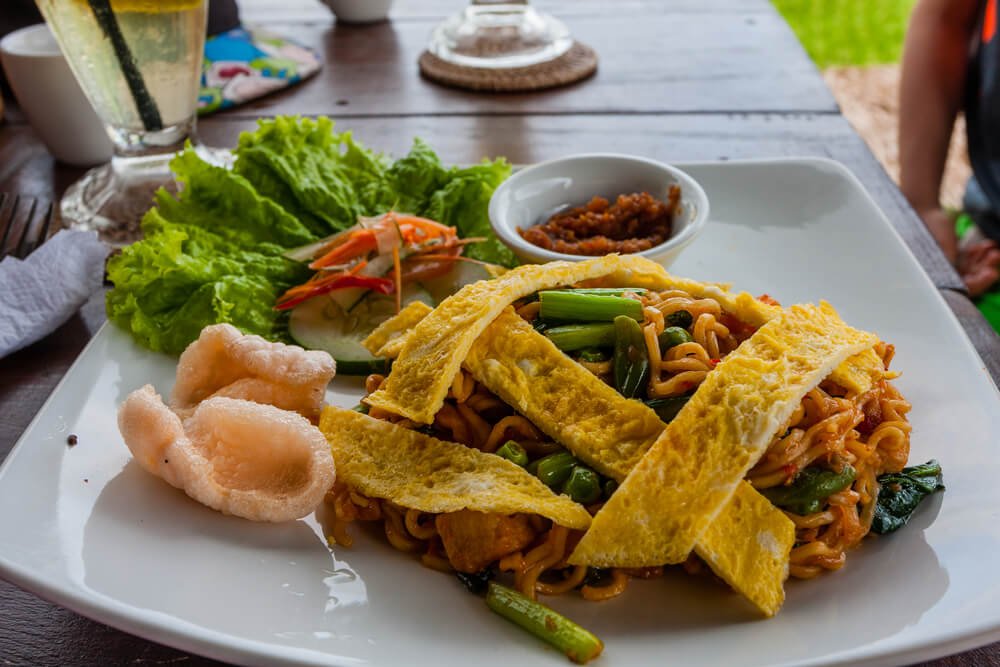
36,0,209,245
427,1,573,69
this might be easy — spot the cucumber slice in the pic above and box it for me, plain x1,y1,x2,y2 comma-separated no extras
289,286,433,375
420,260,501,304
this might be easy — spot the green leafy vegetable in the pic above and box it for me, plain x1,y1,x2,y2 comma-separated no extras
613,315,649,398
234,116,515,265
106,116,515,354
423,159,515,266
106,150,313,354
871,460,945,535
761,465,857,515
644,396,690,423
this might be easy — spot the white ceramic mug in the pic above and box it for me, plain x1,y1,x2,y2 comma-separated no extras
0,24,113,167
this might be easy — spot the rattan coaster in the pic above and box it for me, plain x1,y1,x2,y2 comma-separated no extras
418,41,598,93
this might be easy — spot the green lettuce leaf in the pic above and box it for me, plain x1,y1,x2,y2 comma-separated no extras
106,149,312,354
107,116,515,355
233,117,515,265
424,159,515,266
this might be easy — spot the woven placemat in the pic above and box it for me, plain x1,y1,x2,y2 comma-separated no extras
419,41,597,93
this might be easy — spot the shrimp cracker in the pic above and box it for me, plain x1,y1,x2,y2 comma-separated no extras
119,387,335,522
171,323,335,420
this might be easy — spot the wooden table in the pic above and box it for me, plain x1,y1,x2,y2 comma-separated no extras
1,1,998,665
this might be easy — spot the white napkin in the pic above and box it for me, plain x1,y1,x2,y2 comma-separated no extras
0,229,109,358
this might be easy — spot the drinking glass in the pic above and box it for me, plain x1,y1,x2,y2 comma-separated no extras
427,0,572,69
35,0,208,245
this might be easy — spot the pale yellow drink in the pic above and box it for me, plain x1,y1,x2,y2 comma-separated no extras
36,0,206,133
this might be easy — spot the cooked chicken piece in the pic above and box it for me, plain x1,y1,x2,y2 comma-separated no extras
436,510,537,573
170,324,335,420
118,385,335,522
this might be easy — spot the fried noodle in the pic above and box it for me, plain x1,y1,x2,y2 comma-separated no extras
326,289,910,600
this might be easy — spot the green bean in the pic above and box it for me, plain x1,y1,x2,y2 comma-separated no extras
545,323,616,351
351,403,370,414
548,287,648,296
539,291,643,322
644,396,690,423
761,465,857,515
535,451,578,488
613,316,649,398
496,441,529,468
562,466,601,504
486,582,604,664
658,326,694,351
577,348,609,363
666,309,693,329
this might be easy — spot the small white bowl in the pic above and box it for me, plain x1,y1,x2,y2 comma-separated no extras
321,0,393,23
489,154,709,266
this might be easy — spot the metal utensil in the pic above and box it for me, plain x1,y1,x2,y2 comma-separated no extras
0,194,58,260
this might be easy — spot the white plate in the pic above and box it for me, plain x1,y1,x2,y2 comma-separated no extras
2,159,999,667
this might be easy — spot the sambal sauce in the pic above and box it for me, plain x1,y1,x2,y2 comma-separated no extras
518,188,680,255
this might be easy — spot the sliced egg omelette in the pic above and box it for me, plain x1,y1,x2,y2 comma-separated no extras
320,407,591,530
568,302,878,567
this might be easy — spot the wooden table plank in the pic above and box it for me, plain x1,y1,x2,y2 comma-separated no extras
239,0,801,26
223,14,835,116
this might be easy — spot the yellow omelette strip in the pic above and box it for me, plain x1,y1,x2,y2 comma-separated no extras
363,254,776,424
363,301,434,358
361,256,880,409
319,406,592,530
465,308,793,616
568,302,878,568
466,308,662,479
696,485,794,616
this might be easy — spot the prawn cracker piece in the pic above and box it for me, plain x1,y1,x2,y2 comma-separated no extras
467,309,794,615
362,300,434,358
119,386,335,522
694,482,795,617
569,302,878,567
171,323,335,420
363,254,770,423
319,406,591,530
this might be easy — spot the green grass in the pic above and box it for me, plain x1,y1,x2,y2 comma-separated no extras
771,0,918,68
